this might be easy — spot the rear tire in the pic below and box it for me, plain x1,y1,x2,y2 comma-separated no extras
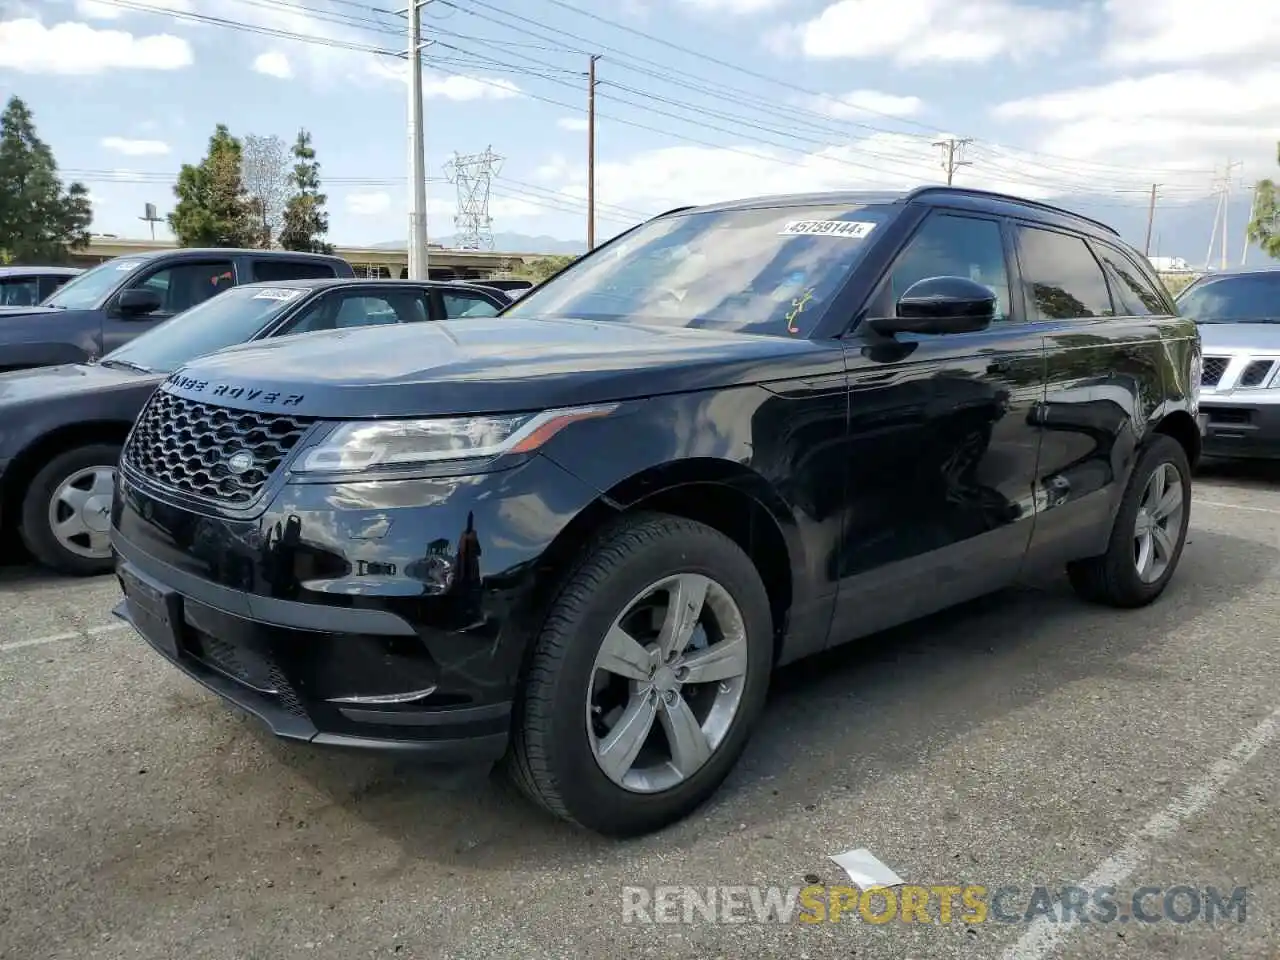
1067,434,1191,608
18,443,121,577
507,513,774,836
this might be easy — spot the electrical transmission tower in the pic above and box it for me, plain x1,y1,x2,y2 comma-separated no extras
443,146,503,250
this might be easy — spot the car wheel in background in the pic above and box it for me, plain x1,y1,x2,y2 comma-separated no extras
19,443,122,577
1067,434,1192,608
508,513,774,836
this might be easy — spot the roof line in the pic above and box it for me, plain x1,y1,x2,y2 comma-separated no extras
904,186,1121,236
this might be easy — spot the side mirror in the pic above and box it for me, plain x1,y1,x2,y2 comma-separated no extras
869,276,996,336
116,287,163,317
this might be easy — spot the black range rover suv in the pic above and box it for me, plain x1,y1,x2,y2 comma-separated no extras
110,187,1203,836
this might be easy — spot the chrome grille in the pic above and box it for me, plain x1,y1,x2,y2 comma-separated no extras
1201,356,1230,387
1239,359,1275,388
124,390,316,505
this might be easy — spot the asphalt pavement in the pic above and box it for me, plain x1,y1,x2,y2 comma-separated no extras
2,459,1279,960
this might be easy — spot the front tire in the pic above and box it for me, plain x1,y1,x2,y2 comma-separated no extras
508,513,774,836
18,443,121,577
1067,434,1191,608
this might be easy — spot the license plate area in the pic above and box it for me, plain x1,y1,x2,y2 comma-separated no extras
120,563,182,658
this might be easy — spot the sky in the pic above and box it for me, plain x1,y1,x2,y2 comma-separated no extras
1,0,1279,259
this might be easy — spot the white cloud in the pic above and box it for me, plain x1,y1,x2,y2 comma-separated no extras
684,0,786,13
101,136,171,156
0,18,192,73
1104,0,1280,66
796,0,1090,64
809,89,923,119
366,60,522,100
345,191,391,216
253,50,292,78
992,69,1280,177
423,74,521,100
75,0,195,19
556,116,589,132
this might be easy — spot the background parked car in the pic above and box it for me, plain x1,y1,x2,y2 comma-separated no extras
0,265,81,307
0,248,354,374
0,278,510,576
1176,265,1280,461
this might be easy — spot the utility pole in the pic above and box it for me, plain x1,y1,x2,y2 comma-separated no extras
587,54,601,251
1241,181,1258,266
932,137,973,186
1143,184,1159,256
1220,158,1241,270
398,0,430,279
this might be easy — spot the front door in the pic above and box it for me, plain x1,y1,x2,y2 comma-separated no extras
101,258,236,355
828,209,1047,648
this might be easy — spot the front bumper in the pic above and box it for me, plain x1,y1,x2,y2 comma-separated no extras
109,453,603,758
1198,396,1280,459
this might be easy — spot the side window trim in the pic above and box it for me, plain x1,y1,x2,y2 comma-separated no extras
865,209,1018,326
1092,239,1176,316
113,258,236,316
1011,221,1118,322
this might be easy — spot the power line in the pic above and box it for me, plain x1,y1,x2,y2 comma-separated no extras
89,0,1214,202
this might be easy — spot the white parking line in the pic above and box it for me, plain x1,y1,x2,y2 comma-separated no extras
1001,703,1280,960
1195,498,1280,516
0,621,131,654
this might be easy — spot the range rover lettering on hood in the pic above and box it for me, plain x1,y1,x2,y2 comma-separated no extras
165,372,305,407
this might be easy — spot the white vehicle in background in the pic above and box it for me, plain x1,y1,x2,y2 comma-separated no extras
1177,266,1280,461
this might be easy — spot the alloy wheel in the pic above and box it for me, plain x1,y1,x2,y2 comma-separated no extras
586,572,749,794
1133,461,1185,584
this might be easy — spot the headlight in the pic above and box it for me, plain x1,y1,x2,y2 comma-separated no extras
292,404,617,474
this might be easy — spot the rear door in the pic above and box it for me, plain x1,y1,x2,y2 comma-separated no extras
828,208,1046,648
1014,224,1170,568
249,258,342,282
274,286,433,335
100,256,237,355
434,286,507,320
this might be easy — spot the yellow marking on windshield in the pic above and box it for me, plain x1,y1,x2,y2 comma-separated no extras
785,288,815,334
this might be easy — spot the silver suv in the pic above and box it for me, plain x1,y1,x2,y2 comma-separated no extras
1178,266,1280,460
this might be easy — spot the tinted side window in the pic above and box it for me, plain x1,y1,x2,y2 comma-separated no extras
128,260,235,314
883,213,1012,321
0,277,40,306
1017,227,1115,321
38,274,72,301
441,290,501,319
1096,244,1167,316
252,259,337,282
281,290,429,335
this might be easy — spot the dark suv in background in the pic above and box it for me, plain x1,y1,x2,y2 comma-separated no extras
110,187,1202,836
0,248,353,373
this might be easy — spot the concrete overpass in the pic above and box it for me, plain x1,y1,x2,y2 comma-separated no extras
69,236,546,281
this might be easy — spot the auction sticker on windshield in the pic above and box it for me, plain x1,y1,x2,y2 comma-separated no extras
252,288,304,301
779,220,877,239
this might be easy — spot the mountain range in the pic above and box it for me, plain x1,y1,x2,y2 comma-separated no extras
379,194,1271,268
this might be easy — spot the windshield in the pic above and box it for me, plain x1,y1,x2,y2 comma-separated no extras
501,204,895,336
102,285,308,373
42,258,146,309
1177,273,1280,323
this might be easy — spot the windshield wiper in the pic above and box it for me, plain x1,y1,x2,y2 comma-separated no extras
99,357,154,374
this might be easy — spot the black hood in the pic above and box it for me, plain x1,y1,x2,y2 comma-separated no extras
160,316,827,419
0,361,159,407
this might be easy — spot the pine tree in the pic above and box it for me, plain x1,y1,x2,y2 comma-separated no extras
167,124,255,247
0,95,92,263
278,129,333,254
